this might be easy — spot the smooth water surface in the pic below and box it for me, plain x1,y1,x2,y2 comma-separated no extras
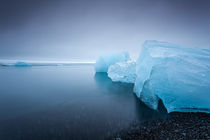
0,65,164,140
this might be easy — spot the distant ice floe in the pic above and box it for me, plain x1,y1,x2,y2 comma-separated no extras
14,62,32,67
0,60,95,67
95,40,210,113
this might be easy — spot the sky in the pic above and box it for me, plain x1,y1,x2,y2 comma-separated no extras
0,0,210,61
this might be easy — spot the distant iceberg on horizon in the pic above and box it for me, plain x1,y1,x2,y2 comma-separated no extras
0,60,95,67
14,62,32,67
95,40,210,113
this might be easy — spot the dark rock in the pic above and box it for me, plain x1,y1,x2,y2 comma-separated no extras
110,112,210,140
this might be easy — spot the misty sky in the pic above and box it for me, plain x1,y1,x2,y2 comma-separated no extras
0,0,210,61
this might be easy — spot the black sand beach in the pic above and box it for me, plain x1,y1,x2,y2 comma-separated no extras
111,112,210,140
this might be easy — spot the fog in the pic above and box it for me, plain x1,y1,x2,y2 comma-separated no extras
0,0,210,61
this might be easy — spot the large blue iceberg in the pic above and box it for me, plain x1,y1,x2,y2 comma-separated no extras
134,40,210,112
96,40,210,113
94,52,130,72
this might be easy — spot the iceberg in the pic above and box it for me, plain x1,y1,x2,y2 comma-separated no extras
0,60,95,67
14,62,32,67
0,61,32,67
94,52,130,72
95,40,210,113
108,61,136,83
134,40,210,112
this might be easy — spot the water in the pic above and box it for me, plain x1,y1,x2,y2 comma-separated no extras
0,65,165,140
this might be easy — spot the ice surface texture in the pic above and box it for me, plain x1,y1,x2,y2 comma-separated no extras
108,61,136,83
134,40,210,112
94,52,130,72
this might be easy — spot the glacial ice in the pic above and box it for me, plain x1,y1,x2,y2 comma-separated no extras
0,60,95,67
97,40,210,113
14,62,32,67
134,40,210,112
108,61,136,83
94,52,130,72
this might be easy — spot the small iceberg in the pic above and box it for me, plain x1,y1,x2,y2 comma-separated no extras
14,62,32,67
0,61,32,67
94,52,130,72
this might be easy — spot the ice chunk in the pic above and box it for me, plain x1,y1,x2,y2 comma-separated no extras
108,61,136,83
134,40,210,112
0,60,95,67
94,52,130,72
14,62,32,67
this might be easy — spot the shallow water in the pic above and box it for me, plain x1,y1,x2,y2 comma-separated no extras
0,65,164,140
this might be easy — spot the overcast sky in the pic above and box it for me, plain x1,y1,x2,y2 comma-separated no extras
0,0,210,61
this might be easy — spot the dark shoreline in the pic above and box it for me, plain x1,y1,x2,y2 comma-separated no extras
110,112,210,140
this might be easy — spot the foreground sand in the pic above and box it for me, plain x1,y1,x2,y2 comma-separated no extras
111,112,210,140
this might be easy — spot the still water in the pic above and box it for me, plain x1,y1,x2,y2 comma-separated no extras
0,65,164,140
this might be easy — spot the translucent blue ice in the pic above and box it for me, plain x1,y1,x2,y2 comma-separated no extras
94,52,130,72
134,40,210,113
14,62,32,67
108,61,136,83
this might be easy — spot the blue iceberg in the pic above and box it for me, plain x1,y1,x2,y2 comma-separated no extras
134,40,210,112
0,61,32,67
95,40,210,113
94,52,130,72
108,61,136,83
14,62,32,67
